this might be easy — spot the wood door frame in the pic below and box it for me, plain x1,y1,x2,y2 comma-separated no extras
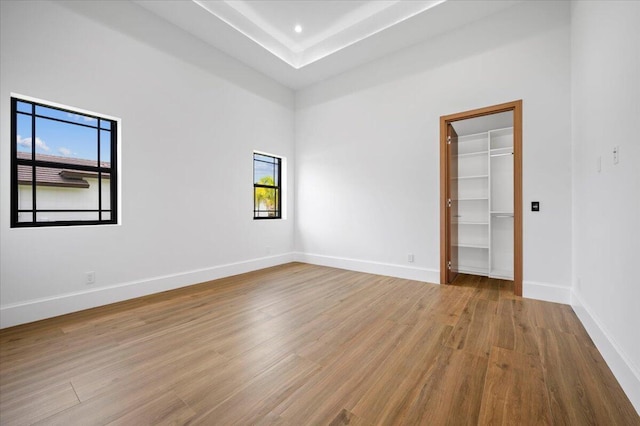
439,100,523,296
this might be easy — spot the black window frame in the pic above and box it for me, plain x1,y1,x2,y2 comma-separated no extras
10,97,118,228
253,152,282,220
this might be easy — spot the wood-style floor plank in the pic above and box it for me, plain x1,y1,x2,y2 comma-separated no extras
105,391,196,426
381,346,488,425
493,298,540,356
0,264,637,425
349,321,452,423
186,354,320,425
273,319,410,424
328,408,371,426
538,327,638,425
445,296,497,358
478,346,552,425
0,382,79,426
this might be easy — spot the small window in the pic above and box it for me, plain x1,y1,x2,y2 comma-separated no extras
253,152,281,219
11,96,118,227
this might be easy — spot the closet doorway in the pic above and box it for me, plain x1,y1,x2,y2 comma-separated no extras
439,100,522,296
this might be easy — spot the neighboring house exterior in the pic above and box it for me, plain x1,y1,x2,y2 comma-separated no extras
16,151,111,222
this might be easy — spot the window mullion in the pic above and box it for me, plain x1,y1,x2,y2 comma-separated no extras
31,103,36,224
111,122,117,222
277,158,282,215
11,98,18,225
97,119,102,221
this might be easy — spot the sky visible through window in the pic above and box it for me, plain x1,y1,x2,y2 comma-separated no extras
254,154,279,185
16,101,111,163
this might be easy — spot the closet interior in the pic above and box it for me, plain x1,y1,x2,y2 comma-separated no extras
452,113,514,280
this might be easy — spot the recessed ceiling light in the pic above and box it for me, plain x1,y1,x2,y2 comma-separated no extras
294,24,302,34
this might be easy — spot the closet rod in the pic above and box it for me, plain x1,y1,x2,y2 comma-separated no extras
490,152,513,157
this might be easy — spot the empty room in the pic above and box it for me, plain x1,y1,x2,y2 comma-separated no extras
1,0,638,424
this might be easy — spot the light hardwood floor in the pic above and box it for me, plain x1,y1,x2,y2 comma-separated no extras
0,263,638,425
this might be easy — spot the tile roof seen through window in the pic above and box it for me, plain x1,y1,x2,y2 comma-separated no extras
17,152,110,188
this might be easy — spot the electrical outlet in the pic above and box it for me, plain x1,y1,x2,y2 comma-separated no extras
408,253,414,263
85,271,96,285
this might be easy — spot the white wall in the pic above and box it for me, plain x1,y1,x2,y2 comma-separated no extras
295,0,573,298
571,0,640,411
0,0,295,327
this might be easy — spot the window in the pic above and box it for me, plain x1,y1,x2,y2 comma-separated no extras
11,96,118,227
253,152,281,219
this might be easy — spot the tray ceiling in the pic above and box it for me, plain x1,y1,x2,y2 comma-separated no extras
134,0,521,89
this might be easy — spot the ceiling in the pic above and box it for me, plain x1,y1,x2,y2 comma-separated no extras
186,0,445,68
134,0,521,89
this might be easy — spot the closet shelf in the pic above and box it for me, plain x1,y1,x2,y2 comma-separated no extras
457,266,489,275
489,269,514,280
454,222,489,225
454,243,489,249
459,131,490,140
455,151,488,158
453,175,488,180
488,127,514,136
490,147,513,154
455,197,489,201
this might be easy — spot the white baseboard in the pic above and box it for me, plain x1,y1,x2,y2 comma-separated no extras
294,252,440,283
0,253,295,329
571,290,640,414
295,253,572,306
523,280,572,304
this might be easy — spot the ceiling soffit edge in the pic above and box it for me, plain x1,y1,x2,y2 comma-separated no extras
193,0,447,69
